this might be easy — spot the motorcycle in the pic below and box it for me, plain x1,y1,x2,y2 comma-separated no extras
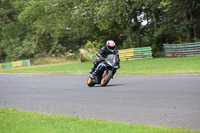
87,54,120,87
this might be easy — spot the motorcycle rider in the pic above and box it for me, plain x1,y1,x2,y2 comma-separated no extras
89,40,120,75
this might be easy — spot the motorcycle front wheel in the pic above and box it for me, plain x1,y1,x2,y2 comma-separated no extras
87,76,95,87
101,70,113,86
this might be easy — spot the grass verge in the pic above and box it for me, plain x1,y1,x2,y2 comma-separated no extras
0,108,199,133
0,57,200,75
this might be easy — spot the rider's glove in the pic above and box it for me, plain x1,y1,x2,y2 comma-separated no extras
114,65,120,69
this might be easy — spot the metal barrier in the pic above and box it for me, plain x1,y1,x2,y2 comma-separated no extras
91,47,153,61
118,47,152,61
0,59,31,69
163,42,200,57
118,48,134,61
134,47,153,59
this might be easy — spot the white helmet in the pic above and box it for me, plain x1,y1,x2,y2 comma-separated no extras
106,40,116,51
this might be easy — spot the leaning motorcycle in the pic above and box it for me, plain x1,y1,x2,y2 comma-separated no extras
87,54,120,87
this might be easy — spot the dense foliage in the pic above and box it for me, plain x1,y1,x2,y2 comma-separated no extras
0,0,200,62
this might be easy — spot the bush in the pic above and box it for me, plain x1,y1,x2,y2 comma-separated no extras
66,53,80,61
80,54,90,62
85,40,103,49
85,41,95,49
31,57,68,65
153,52,165,58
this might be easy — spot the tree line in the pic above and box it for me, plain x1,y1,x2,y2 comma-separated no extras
0,0,200,62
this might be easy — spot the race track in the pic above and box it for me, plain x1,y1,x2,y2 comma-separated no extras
0,73,200,130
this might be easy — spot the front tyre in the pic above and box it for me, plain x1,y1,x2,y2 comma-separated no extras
101,70,113,86
87,76,95,87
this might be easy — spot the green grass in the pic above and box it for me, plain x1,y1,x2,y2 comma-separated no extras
0,108,199,133
0,57,200,75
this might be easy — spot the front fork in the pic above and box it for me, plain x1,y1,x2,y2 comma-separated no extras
102,70,107,77
102,68,115,78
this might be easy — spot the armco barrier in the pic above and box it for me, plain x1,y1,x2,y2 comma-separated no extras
22,60,30,66
118,47,152,61
91,47,152,61
163,42,200,57
0,59,30,69
12,61,23,68
1,62,12,69
118,48,134,61
134,47,152,59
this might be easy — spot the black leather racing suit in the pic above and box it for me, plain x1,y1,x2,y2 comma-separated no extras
90,45,120,75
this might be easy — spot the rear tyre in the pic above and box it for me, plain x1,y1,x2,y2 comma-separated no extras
87,76,95,87
101,70,113,86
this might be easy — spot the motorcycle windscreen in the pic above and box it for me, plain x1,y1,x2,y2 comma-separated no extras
106,54,118,65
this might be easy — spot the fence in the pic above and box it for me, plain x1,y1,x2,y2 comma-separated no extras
91,47,153,61
119,47,152,61
0,59,31,69
134,47,153,59
163,42,200,57
118,48,134,61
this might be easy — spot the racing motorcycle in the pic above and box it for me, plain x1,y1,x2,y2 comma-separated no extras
87,54,120,87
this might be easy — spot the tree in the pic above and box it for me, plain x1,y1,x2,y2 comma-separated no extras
16,0,75,57
1,0,200,62
159,0,200,42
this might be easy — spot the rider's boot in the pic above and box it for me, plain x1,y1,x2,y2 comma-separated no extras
89,61,99,74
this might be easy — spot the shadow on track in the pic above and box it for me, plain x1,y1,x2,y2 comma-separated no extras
89,83,126,87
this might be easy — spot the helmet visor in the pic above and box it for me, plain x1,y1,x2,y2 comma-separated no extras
108,46,115,50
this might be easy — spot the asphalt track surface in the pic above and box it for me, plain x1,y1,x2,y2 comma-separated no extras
0,73,200,130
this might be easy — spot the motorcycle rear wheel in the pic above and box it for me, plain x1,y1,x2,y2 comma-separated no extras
87,76,95,87
101,70,113,86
